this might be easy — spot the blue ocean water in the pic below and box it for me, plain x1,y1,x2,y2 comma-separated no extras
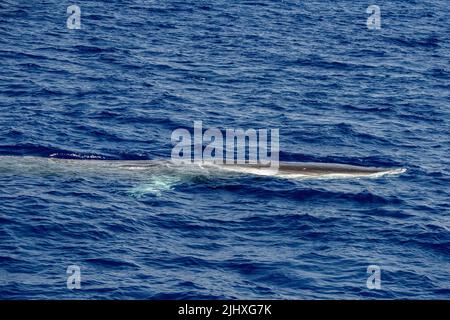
0,0,449,299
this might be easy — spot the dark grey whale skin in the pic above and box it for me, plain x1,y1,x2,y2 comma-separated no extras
115,160,395,176
218,161,397,176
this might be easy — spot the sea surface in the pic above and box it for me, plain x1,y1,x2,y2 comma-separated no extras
0,0,449,299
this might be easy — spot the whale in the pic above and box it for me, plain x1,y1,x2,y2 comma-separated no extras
0,155,406,196
0,155,406,178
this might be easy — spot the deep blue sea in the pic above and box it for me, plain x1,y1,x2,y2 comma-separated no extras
0,0,449,299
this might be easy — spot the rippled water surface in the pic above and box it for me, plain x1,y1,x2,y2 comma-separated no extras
0,0,449,299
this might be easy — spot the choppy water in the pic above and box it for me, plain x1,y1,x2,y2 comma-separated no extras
0,0,449,299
